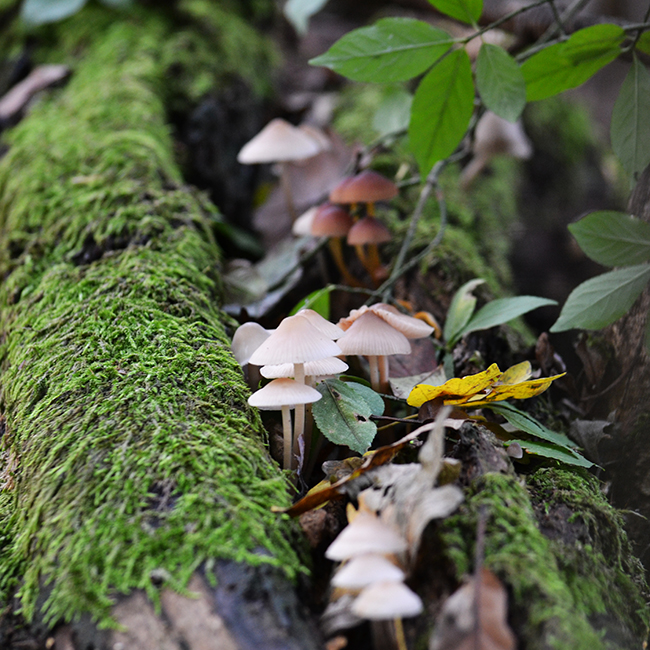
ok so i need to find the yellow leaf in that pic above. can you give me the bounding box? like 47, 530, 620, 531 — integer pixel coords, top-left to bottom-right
407, 364, 501, 407
457, 373, 566, 406
495, 360, 532, 385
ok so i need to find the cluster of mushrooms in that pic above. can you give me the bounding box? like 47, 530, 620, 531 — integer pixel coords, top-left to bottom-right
325, 495, 422, 634
237, 117, 399, 287
231, 304, 434, 470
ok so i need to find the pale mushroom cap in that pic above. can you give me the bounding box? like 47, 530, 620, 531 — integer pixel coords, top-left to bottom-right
237, 118, 322, 164
248, 313, 342, 366
331, 554, 406, 589
231, 322, 272, 365
330, 170, 398, 204
337, 312, 411, 357
297, 309, 344, 339
325, 512, 408, 560
310, 204, 353, 238
351, 581, 423, 620
474, 112, 532, 160
298, 124, 332, 151
261, 356, 348, 379
248, 378, 322, 410
369, 304, 434, 339
347, 217, 392, 246
292, 206, 318, 236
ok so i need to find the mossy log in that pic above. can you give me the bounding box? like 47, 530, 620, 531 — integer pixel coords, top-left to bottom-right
0, 5, 321, 649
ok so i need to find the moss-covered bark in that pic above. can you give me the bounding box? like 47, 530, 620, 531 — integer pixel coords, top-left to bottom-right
0, 3, 303, 632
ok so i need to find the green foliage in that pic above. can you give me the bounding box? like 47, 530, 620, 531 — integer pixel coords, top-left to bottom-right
309, 18, 453, 83
476, 43, 526, 122
312, 379, 384, 454
444, 279, 555, 348
568, 211, 650, 267
21, 0, 132, 25
522, 24, 625, 102
409, 48, 474, 175
610, 54, 650, 180
428, 0, 482, 25
551, 264, 650, 332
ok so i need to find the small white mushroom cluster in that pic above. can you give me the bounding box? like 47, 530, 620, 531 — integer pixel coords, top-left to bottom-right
231, 304, 435, 469
234, 310, 345, 470
326, 502, 423, 623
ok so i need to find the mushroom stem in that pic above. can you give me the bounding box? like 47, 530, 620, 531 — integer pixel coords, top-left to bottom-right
393, 618, 407, 650
328, 237, 362, 287
293, 362, 306, 470
368, 355, 381, 392
279, 163, 298, 222
281, 404, 293, 470
366, 243, 387, 284
378, 355, 390, 394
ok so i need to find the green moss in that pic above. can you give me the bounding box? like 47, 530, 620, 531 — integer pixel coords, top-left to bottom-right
0, 8, 301, 628
439, 471, 648, 649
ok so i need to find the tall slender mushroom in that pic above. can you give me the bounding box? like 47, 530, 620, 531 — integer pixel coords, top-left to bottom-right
336, 311, 410, 393
248, 313, 341, 468
237, 118, 322, 221
346, 216, 392, 284
248, 378, 321, 469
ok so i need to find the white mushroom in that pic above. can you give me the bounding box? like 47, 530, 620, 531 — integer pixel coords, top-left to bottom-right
331, 554, 405, 590
230, 322, 272, 389
351, 580, 423, 620
237, 118, 323, 221
248, 378, 321, 469
336, 311, 410, 393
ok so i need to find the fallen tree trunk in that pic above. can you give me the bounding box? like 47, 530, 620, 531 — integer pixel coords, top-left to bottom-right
0, 4, 320, 648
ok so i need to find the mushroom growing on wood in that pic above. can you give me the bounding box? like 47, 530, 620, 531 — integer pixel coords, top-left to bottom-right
248, 313, 341, 468
248, 378, 321, 469
346, 216, 392, 284
237, 118, 322, 221
230, 321, 271, 389
336, 311, 410, 393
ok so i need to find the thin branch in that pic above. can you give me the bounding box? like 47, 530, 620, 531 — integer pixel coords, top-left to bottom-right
624, 3, 650, 52
538, 0, 593, 44
548, 0, 566, 37
463, 0, 552, 43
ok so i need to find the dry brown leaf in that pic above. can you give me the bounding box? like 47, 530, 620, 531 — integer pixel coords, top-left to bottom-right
429, 568, 516, 650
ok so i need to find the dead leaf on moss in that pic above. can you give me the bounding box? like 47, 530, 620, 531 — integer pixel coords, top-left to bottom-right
429, 568, 516, 650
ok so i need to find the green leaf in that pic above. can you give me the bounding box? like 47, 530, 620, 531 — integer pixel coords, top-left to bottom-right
21, 0, 86, 25
522, 24, 625, 102
460, 295, 557, 337
486, 402, 574, 448
343, 381, 385, 417
507, 439, 593, 468
444, 278, 484, 345
283, 0, 329, 35
289, 286, 331, 319
569, 211, 650, 267
636, 31, 650, 56
373, 88, 413, 137
428, 0, 482, 25
611, 54, 650, 180
309, 18, 454, 82
551, 263, 650, 332
312, 379, 382, 454
409, 48, 474, 176
476, 44, 526, 122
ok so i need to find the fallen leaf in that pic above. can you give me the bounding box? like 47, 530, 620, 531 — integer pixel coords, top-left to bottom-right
429, 568, 516, 650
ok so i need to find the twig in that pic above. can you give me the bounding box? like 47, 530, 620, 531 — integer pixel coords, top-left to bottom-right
623, 3, 650, 52
464, 0, 552, 43
538, 0, 593, 43
548, 0, 566, 37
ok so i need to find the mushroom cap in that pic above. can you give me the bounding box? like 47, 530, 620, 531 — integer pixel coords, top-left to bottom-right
248, 313, 342, 366
292, 206, 318, 236
330, 170, 398, 204
474, 111, 532, 160
352, 581, 423, 620
331, 554, 405, 590
248, 378, 322, 410
338, 304, 434, 339
298, 124, 332, 151
261, 356, 348, 379
325, 512, 408, 560
310, 203, 353, 238
347, 217, 392, 246
237, 118, 322, 164
231, 322, 272, 365
337, 312, 411, 357
297, 308, 344, 339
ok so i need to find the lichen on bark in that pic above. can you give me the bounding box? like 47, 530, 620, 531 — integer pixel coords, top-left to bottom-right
0, 4, 301, 628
